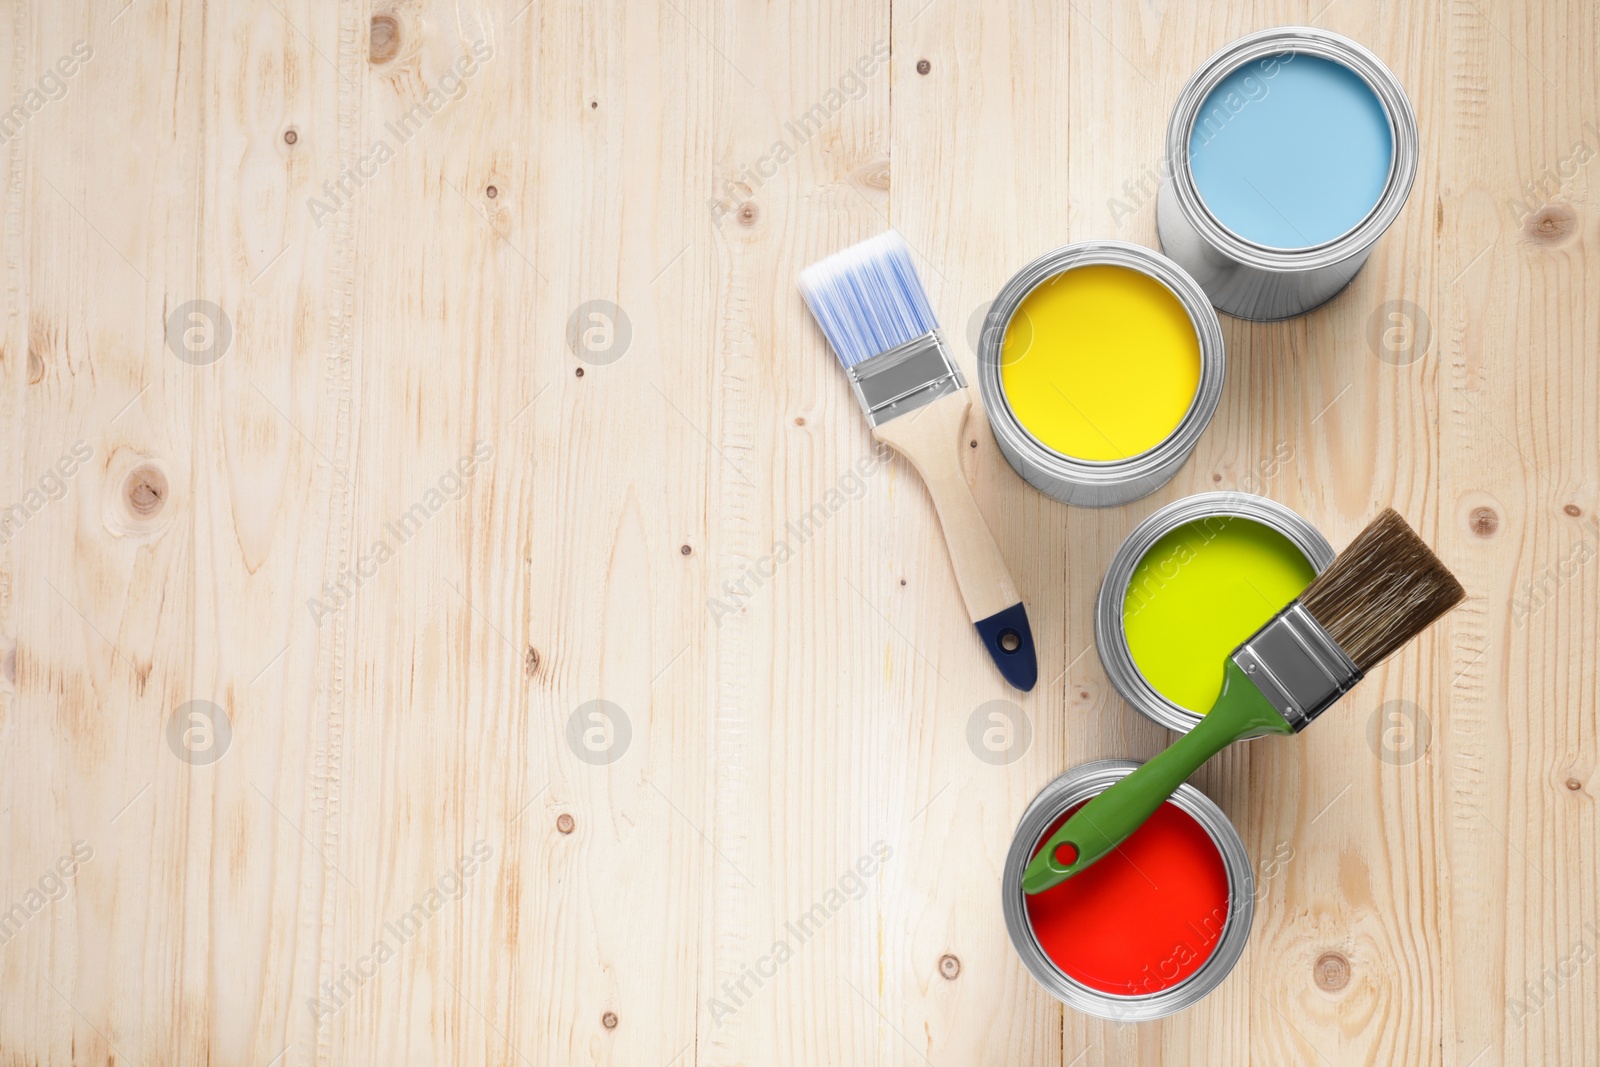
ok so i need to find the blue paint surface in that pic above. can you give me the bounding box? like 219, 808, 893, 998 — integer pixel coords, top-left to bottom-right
1187, 53, 1393, 249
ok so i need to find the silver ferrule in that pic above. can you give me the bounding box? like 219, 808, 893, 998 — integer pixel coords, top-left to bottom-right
1230, 602, 1362, 731
846, 330, 965, 427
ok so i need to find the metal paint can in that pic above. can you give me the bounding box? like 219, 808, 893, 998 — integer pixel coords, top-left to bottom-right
1002, 759, 1254, 1020
976, 242, 1225, 508
1097, 492, 1334, 734
1156, 27, 1419, 320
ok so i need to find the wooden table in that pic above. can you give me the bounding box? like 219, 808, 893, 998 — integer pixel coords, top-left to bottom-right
3, 1, 1595, 1063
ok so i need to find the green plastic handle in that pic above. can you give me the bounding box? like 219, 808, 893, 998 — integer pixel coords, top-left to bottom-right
1021, 660, 1296, 895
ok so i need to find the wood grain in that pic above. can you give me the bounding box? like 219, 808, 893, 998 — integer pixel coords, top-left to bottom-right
1, 0, 1595, 1064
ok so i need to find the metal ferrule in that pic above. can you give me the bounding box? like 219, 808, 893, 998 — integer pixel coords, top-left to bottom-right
1230, 602, 1362, 731
846, 330, 965, 427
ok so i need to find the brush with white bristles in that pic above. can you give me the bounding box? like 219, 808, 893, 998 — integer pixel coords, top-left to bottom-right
799, 231, 1037, 690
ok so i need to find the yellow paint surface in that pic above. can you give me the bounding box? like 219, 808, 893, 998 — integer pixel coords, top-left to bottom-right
999, 265, 1201, 461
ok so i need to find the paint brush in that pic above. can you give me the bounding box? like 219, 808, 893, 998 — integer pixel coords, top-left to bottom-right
1023, 508, 1464, 893
798, 231, 1037, 690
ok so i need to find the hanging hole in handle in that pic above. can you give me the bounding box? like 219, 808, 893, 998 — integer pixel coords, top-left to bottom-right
998, 629, 1021, 653
1052, 842, 1079, 869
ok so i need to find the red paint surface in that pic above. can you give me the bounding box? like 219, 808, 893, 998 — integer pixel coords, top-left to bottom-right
1024, 799, 1230, 996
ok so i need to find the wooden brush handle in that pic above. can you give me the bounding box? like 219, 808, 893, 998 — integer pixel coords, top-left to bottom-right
872, 389, 1037, 690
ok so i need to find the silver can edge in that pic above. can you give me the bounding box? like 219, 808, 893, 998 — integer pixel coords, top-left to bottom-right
975, 241, 1226, 508
1157, 27, 1420, 320
1001, 759, 1256, 1021
1095, 491, 1336, 735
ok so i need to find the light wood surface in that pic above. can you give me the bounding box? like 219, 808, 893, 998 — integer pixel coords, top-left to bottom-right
2, 1, 1595, 1065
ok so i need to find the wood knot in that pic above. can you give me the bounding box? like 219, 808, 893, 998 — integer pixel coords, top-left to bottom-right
852, 160, 891, 192
369, 14, 401, 64
1525, 205, 1576, 243
1313, 952, 1350, 992
1468, 506, 1498, 537
1566, 777, 1584, 792
485, 184, 498, 199
601, 1011, 618, 1030
125, 465, 168, 518
283, 128, 298, 145
794, 416, 806, 426
1564, 504, 1582, 517
736, 202, 759, 227
916, 58, 931, 75
104, 456, 175, 537
680, 544, 692, 556
556, 813, 575, 834
26, 345, 44, 384
938, 954, 960, 979
524, 646, 540, 677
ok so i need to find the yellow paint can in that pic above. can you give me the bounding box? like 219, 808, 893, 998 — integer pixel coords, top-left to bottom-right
1000, 265, 1202, 462
977, 243, 1224, 507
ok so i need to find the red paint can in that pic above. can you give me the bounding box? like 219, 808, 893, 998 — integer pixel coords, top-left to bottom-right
1002, 760, 1254, 1019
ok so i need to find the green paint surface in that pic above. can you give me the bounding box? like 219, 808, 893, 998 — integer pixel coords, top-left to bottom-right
1122, 516, 1318, 714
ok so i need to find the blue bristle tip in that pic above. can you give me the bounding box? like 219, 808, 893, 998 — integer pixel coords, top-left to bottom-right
797, 231, 940, 368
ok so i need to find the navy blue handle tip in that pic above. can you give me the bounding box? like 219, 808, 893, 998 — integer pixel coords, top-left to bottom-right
974, 602, 1037, 691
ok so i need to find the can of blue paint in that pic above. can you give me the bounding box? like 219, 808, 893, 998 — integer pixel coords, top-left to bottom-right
1157, 28, 1419, 320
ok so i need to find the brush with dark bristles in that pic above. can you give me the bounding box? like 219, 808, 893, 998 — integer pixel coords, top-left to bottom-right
799, 231, 1037, 690
1023, 509, 1465, 893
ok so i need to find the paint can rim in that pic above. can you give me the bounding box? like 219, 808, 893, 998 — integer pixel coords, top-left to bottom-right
975, 242, 1225, 506
1001, 759, 1255, 1020
1165, 26, 1420, 269
1095, 491, 1335, 734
